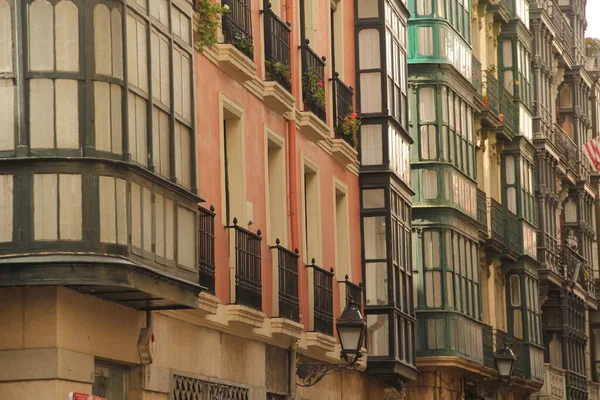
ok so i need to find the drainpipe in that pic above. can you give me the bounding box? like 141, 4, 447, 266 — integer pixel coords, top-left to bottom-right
288, 340, 298, 400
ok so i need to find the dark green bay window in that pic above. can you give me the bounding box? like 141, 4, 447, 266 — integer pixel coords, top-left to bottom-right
362, 187, 415, 366
414, 228, 481, 320
507, 271, 542, 345
502, 153, 536, 225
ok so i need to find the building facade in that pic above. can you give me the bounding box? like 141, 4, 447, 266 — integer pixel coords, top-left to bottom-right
406, 0, 600, 399
0, 0, 414, 399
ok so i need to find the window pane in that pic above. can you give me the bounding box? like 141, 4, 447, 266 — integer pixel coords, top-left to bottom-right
419, 87, 435, 121
0, 80, 15, 150
29, 0, 54, 71
361, 125, 383, 165
364, 216, 387, 259
362, 189, 385, 209
55, 1, 79, 72
510, 275, 521, 306
366, 262, 388, 305
367, 314, 390, 356
418, 27, 433, 55
422, 170, 438, 199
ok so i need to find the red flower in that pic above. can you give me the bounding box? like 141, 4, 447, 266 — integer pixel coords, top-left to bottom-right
351, 112, 358, 119
344, 117, 349, 122
317, 81, 323, 88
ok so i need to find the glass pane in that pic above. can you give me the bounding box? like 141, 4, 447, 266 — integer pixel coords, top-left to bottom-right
361, 125, 383, 165
367, 314, 390, 356
510, 275, 521, 306
55, 1, 79, 72
0, 0, 13, 73
365, 262, 388, 305
92, 364, 128, 400
362, 189, 385, 209
422, 170, 438, 199
419, 87, 435, 121
29, 0, 54, 71
418, 27, 433, 56
364, 216, 387, 259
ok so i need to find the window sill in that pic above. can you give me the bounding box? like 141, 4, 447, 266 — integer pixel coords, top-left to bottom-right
226, 304, 266, 329
207, 44, 257, 83
270, 317, 304, 341
331, 138, 358, 166
306, 331, 337, 354
262, 81, 295, 117
296, 110, 329, 143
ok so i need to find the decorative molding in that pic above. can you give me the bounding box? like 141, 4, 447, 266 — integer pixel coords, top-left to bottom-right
296, 110, 330, 143
330, 139, 358, 166
205, 44, 257, 83
306, 331, 337, 354
270, 317, 305, 341
226, 304, 266, 329
198, 292, 220, 315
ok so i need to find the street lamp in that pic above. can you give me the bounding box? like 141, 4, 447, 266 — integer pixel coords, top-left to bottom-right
494, 344, 516, 380
296, 301, 367, 387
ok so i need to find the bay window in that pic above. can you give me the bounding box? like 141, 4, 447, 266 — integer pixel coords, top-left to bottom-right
418, 87, 437, 160
507, 272, 542, 345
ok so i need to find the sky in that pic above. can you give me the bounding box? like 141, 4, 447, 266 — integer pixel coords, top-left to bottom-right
588, 2, 600, 39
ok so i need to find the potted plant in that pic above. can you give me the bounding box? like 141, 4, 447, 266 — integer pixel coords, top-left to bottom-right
194, 0, 228, 54
303, 67, 326, 109
265, 60, 292, 88
335, 108, 361, 149
232, 32, 254, 58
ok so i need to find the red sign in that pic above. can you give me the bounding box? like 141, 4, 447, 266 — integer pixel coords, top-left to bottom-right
69, 393, 106, 400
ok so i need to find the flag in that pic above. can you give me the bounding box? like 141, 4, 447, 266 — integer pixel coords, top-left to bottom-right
584, 137, 600, 172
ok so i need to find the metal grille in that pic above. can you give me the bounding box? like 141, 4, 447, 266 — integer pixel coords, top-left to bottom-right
472, 55, 483, 98
272, 239, 300, 322
343, 275, 362, 310
484, 71, 499, 117
308, 261, 334, 336
262, 2, 291, 92
499, 89, 515, 133
477, 189, 487, 232
301, 40, 327, 122
198, 205, 216, 293
506, 211, 520, 253
221, 0, 253, 59
173, 375, 249, 400
229, 218, 262, 310
482, 324, 494, 369
490, 199, 505, 245
332, 73, 354, 128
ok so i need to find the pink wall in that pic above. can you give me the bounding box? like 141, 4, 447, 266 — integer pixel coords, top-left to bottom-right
194, 0, 359, 326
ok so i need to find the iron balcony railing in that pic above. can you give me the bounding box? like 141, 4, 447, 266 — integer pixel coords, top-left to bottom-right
228, 218, 262, 310
547, 0, 575, 63
262, 2, 291, 92
483, 71, 500, 118
554, 123, 578, 175
271, 239, 300, 322
482, 324, 495, 370
499, 89, 516, 134
301, 39, 327, 122
332, 72, 355, 144
506, 211, 520, 254
198, 205, 216, 293
560, 243, 595, 297
490, 199, 505, 245
477, 189, 487, 233
342, 275, 362, 310
307, 259, 334, 336
221, 0, 254, 60
472, 56, 483, 99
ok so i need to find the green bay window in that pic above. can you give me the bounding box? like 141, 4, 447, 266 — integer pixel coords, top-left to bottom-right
507, 271, 542, 345
415, 228, 481, 320
418, 87, 437, 160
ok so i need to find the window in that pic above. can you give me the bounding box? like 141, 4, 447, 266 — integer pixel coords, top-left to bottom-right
303, 159, 321, 264
99, 176, 128, 245
423, 231, 441, 307
417, 27, 433, 56
364, 216, 387, 260
367, 314, 390, 356
0, 174, 12, 242
266, 132, 287, 244
509, 275, 523, 339
362, 189, 385, 209
177, 206, 195, 269
419, 87, 437, 160
422, 170, 438, 200
385, 0, 407, 127
361, 125, 383, 165
416, 0, 432, 15
126, 12, 148, 92
94, 4, 123, 79
330, 0, 343, 78
334, 183, 350, 279
505, 155, 517, 214
222, 103, 246, 225
389, 125, 410, 183
33, 174, 82, 241
93, 363, 128, 400
174, 121, 191, 188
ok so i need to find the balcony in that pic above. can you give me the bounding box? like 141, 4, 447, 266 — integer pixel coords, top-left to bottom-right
301, 39, 327, 122
228, 218, 263, 311
198, 205, 216, 294
307, 260, 334, 336
332, 73, 356, 147
340, 275, 362, 309
489, 199, 506, 248
537, 364, 567, 400
544, 0, 575, 65
262, 3, 291, 92
478, 71, 501, 126
506, 211, 521, 254
271, 239, 300, 322
499, 89, 516, 138
477, 189, 488, 236
472, 56, 483, 106
221, 0, 254, 60
560, 244, 595, 298
496, 330, 544, 382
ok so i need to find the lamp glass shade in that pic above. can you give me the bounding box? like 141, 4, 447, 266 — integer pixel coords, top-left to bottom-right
495, 358, 514, 377
338, 325, 363, 353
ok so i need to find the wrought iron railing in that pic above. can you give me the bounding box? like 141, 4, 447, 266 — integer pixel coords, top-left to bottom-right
567, 370, 588, 400
477, 189, 488, 233
472, 56, 483, 99
483, 71, 500, 118
547, 0, 575, 62
554, 124, 578, 174
198, 205, 216, 293
271, 239, 300, 322
342, 275, 362, 310
490, 199, 505, 245
482, 324, 495, 369
262, 2, 291, 92
560, 244, 595, 297
228, 218, 262, 310
332, 73, 355, 146
221, 0, 254, 60
301, 39, 327, 122
499, 89, 515, 134
307, 259, 334, 336
506, 211, 520, 254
